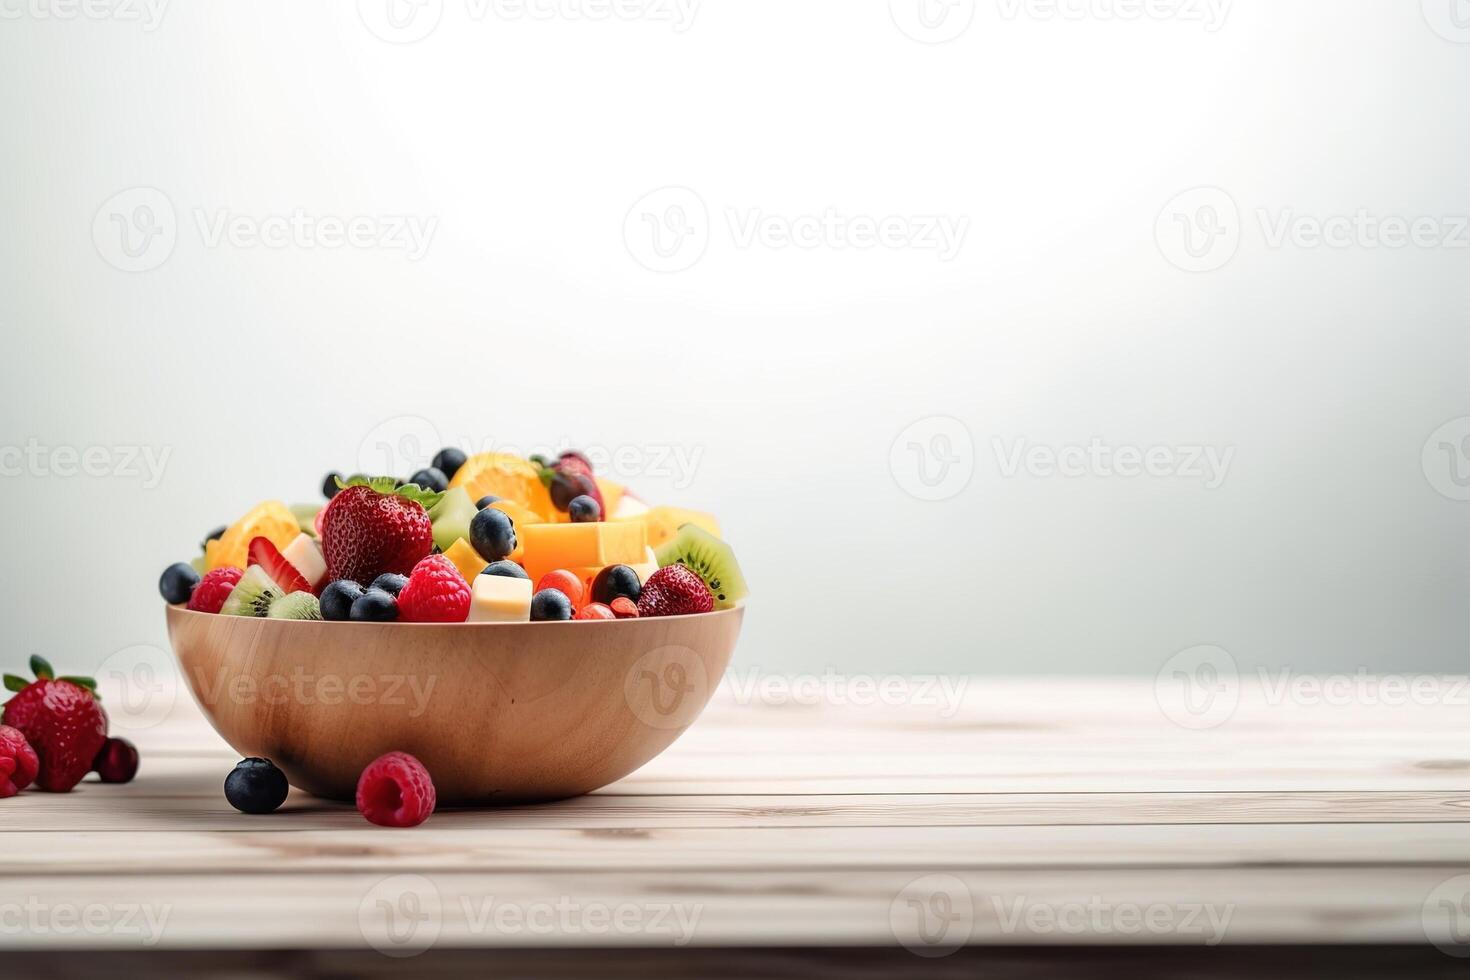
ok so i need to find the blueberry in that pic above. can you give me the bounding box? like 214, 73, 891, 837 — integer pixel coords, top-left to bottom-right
323, 471, 344, 499
351, 588, 399, 622
590, 564, 642, 605
481, 560, 529, 580
568, 494, 601, 523
370, 573, 409, 597
321, 580, 365, 621
201, 525, 227, 550
470, 508, 517, 562
475, 495, 503, 511
431, 447, 467, 481
531, 588, 574, 621
159, 562, 200, 604
225, 758, 289, 814
409, 467, 449, 493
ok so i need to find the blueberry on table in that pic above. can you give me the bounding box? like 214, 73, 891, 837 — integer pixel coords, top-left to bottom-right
470, 508, 517, 562
225, 758, 289, 814
568, 495, 601, 523
531, 588, 574, 621
159, 562, 200, 604
351, 588, 399, 622
320, 580, 365, 621
370, 573, 409, 597
409, 467, 449, 493
431, 447, 467, 482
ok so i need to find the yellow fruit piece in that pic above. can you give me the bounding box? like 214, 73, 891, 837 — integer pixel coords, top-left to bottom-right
616, 506, 720, 550
443, 538, 484, 585
466, 574, 532, 623
521, 522, 647, 584
488, 499, 543, 564
595, 478, 625, 520
449, 453, 554, 519
206, 500, 300, 571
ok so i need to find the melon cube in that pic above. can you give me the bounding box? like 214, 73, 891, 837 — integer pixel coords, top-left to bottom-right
466, 573, 533, 623
443, 538, 485, 586
281, 533, 327, 589
520, 521, 647, 583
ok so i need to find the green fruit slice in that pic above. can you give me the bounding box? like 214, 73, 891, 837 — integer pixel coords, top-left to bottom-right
221, 566, 285, 618
428, 487, 477, 553
653, 524, 748, 610
267, 591, 322, 621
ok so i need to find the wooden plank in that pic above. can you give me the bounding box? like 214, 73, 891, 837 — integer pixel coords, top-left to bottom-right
0, 867, 1455, 948
1, 823, 1468, 875
3, 788, 1469, 833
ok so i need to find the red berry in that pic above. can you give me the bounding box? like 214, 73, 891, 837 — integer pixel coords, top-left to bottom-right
536, 570, 585, 609
356, 751, 436, 827
0, 725, 39, 798
609, 596, 639, 619
575, 602, 616, 620
188, 566, 243, 613
2, 665, 108, 793
93, 737, 139, 784
397, 555, 471, 623
636, 565, 714, 618
320, 482, 435, 586
247, 536, 312, 595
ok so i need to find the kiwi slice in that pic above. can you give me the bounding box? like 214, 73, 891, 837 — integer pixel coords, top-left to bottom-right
653, 524, 749, 609
221, 566, 286, 618
267, 591, 322, 621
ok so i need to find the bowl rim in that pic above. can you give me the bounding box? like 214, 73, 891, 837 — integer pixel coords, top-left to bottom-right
164, 602, 745, 627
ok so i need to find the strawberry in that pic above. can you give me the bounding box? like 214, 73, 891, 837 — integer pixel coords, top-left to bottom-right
397, 555, 472, 623
0, 725, 39, 798
636, 565, 714, 618
319, 477, 439, 585
247, 536, 312, 595
2, 656, 108, 793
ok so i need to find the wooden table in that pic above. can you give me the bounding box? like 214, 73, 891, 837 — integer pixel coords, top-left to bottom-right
4, 676, 1469, 976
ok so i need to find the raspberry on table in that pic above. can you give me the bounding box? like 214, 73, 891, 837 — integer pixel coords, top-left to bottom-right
356, 751, 436, 827
0, 725, 39, 798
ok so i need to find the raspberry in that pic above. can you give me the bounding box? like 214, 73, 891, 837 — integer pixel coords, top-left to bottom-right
397, 555, 471, 623
636, 564, 714, 618
0, 725, 39, 798
356, 751, 435, 827
188, 566, 244, 613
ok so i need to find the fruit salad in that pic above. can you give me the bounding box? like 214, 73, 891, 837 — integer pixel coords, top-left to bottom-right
159, 448, 749, 624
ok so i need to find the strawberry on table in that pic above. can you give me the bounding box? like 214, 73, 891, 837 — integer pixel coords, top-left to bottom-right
2, 656, 108, 793
319, 477, 439, 586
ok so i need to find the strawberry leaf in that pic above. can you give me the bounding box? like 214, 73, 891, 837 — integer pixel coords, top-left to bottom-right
3, 674, 27, 693
336, 475, 443, 512
29, 655, 53, 681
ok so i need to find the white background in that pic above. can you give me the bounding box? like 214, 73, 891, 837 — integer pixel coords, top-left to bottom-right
3, 1, 1469, 677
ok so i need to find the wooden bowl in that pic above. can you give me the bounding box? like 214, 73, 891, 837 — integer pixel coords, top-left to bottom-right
165, 604, 743, 804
